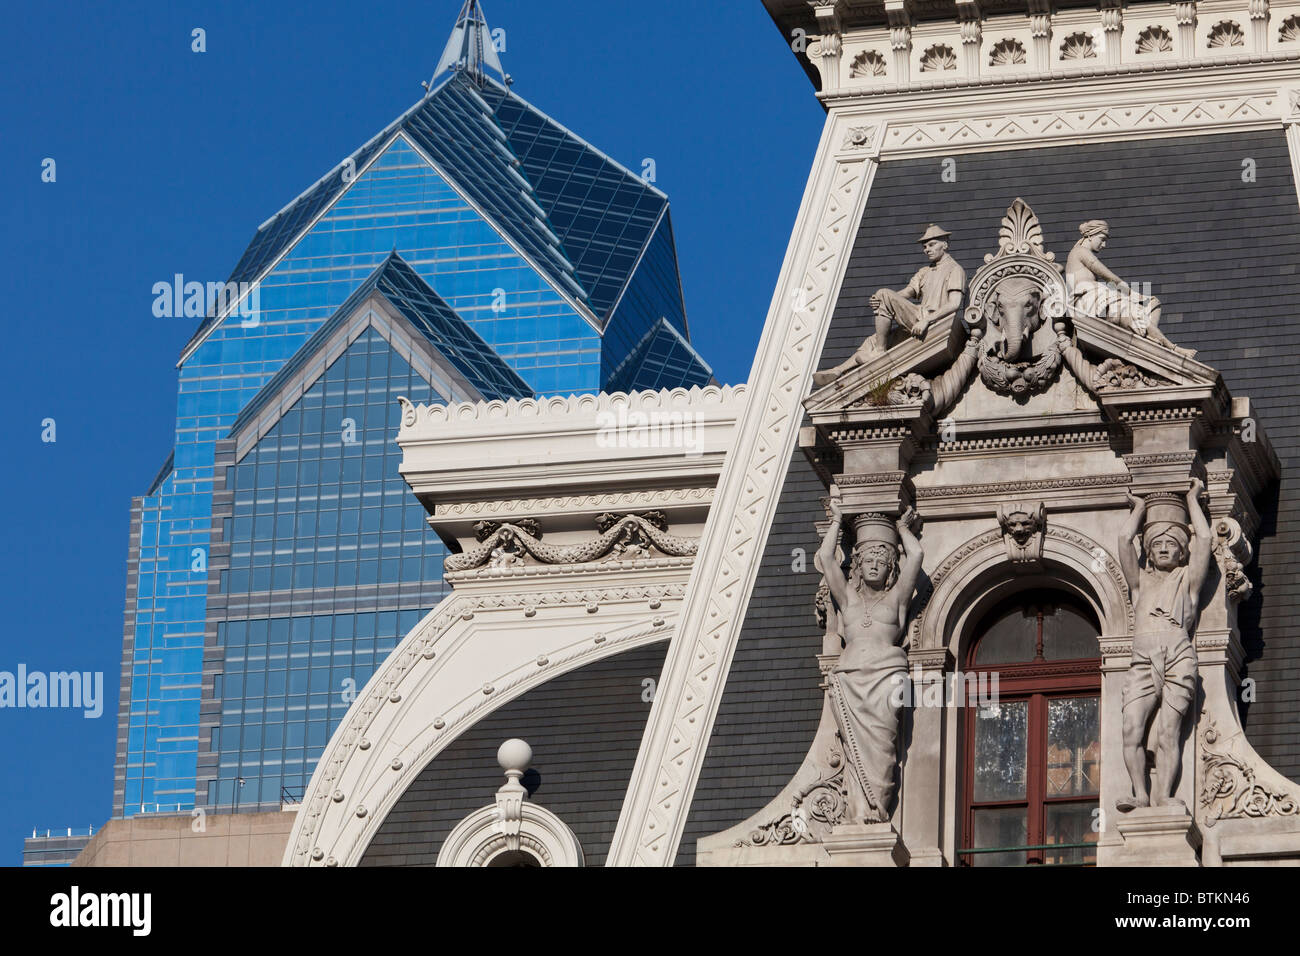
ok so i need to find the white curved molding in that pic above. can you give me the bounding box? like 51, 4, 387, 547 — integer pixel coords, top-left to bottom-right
283, 575, 680, 867
437, 802, 585, 867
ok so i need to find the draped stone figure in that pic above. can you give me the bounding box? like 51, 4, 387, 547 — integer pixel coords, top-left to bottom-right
1116, 479, 1212, 812
1065, 219, 1194, 357
816, 496, 923, 823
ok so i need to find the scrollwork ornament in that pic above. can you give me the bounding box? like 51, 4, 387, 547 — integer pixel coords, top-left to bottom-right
737, 746, 849, 847
1200, 716, 1299, 826
1212, 517, 1254, 603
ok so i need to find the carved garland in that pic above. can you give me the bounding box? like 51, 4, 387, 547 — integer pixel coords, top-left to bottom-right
445, 513, 699, 571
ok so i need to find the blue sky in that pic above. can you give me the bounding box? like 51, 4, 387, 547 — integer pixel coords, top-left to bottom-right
0, 1, 822, 863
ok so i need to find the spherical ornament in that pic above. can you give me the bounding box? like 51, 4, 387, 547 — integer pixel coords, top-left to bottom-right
497, 738, 532, 774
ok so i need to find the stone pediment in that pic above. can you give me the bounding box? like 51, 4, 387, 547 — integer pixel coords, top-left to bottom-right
806, 198, 1229, 432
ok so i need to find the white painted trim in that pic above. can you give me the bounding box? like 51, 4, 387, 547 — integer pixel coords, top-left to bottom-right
282, 572, 682, 866
831, 60, 1300, 160
1285, 86, 1300, 212
606, 110, 879, 866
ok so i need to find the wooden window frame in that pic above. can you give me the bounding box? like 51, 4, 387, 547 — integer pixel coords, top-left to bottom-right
959, 601, 1101, 866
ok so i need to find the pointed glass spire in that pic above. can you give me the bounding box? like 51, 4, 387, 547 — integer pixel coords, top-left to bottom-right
431, 0, 506, 89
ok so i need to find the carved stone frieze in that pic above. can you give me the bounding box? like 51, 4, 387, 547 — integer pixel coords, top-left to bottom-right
916, 474, 1131, 499
445, 513, 699, 572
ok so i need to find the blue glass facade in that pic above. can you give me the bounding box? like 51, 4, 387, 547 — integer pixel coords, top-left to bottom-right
115, 58, 714, 816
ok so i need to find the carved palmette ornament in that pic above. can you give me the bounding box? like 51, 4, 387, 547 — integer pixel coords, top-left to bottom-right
967, 200, 1068, 397
738, 744, 850, 847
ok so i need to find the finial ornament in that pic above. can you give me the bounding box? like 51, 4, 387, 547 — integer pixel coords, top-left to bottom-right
432, 0, 505, 89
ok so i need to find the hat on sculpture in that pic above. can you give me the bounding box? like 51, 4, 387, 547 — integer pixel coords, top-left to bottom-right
1143, 493, 1191, 551
853, 513, 898, 550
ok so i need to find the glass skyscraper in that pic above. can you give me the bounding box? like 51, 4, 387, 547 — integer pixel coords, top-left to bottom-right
112, 1, 713, 818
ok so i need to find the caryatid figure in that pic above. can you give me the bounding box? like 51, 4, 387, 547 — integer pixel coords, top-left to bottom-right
1116, 479, 1212, 812
812, 225, 966, 388
816, 495, 924, 823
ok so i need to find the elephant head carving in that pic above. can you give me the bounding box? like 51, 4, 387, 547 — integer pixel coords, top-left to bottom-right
983, 276, 1044, 362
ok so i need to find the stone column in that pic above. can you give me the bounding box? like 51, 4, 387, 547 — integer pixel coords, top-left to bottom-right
902, 646, 950, 866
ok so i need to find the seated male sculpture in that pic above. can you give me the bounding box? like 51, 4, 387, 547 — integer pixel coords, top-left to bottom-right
812, 225, 966, 388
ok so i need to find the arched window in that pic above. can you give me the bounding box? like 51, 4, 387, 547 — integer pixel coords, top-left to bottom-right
959, 595, 1101, 866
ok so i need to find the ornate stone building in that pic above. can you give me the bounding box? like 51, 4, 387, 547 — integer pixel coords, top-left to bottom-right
282, 0, 1300, 867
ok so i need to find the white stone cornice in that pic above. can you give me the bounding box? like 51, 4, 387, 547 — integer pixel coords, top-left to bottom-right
821, 47, 1300, 104
398, 385, 745, 548
823, 59, 1299, 159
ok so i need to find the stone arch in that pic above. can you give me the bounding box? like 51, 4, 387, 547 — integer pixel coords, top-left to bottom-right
912, 525, 1132, 659
437, 802, 585, 867
282, 585, 678, 867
